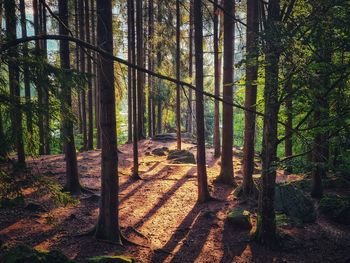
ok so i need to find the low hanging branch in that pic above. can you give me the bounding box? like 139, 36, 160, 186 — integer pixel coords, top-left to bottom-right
0, 34, 308, 145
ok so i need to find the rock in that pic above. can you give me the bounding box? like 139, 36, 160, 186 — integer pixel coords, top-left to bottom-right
227, 209, 252, 229
86, 256, 135, 263
3, 245, 73, 263
167, 150, 196, 164
151, 133, 176, 142
318, 196, 350, 225
25, 202, 47, 212
151, 148, 167, 156
275, 183, 316, 223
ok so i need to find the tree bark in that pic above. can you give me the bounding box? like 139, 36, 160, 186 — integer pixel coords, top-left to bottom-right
148, 0, 154, 138
218, 0, 236, 186
188, 0, 193, 134
242, 0, 259, 197
194, 0, 212, 203
127, 0, 133, 143
59, 0, 81, 194
176, 0, 182, 150
284, 78, 293, 174
95, 0, 122, 243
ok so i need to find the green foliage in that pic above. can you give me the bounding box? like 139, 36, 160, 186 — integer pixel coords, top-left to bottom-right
318, 195, 350, 224
86, 255, 135, 263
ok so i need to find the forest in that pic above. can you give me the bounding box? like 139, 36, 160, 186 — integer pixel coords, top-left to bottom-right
0, 0, 349, 262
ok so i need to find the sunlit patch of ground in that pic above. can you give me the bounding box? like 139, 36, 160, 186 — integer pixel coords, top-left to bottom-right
1, 138, 350, 262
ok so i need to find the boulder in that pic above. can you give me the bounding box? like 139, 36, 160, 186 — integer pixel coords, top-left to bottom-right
318, 196, 350, 225
86, 256, 135, 263
3, 245, 73, 263
227, 209, 252, 229
167, 150, 196, 164
151, 133, 176, 142
151, 148, 167, 156
275, 183, 316, 223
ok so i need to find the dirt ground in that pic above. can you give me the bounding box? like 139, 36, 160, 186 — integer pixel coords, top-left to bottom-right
1, 138, 350, 262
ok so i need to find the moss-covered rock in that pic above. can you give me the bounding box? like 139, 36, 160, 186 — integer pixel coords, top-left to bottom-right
227, 209, 252, 229
151, 148, 167, 156
3, 245, 73, 263
275, 183, 316, 223
167, 150, 196, 164
86, 255, 135, 263
318, 196, 350, 224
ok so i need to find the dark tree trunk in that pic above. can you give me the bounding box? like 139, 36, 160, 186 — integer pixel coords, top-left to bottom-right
255, 0, 280, 245
156, 2, 162, 135
5, 0, 26, 167
242, 0, 259, 197
136, 0, 145, 139
95, 0, 122, 243
19, 0, 33, 133
148, 0, 154, 138
78, 0, 87, 151
127, 0, 133, 143
213, 0, 221, 158
74, 0, 82, 134
218, 0, 236, 186
194, 0, 212, 203
176, 0, 182, 150
188, 0, 193, 134
58, 0, 81, 194
284, 78, 293, 174
85, 0, 93, 150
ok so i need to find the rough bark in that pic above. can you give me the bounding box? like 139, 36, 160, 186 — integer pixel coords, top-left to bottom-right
188, 0, 193, 134
95, 0, 122, 243
127, 0, 133, 143
176, 0, 182, 150
148, 0, 154, 138
194, 0, 212, 203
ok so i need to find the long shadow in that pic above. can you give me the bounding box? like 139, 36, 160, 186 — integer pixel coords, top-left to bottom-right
133, 167, 196, 230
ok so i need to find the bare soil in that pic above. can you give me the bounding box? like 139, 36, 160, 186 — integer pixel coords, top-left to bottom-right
1, 139, 349, 262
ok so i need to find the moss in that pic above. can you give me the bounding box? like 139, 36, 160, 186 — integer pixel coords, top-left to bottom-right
167, 150, 196, 164
86, 255, 135, 263
3, 245, 74, 263
319, 196, 350, 224
227, 209, 252, 229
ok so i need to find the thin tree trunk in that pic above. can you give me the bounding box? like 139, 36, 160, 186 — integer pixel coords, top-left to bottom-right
194, 0, 211, 203
127, 0, 133, 143
5, 0, 26, 167
156, 1, 162, 135
188, 0, 193, 134
148, 0, 154, 138
176, 0, 182, 150
218, 0, 236, 186
242, 0, 259, 197
58, 0, 81, 194
284, 78, 293, 174
213, 0, 221, 158
74, 0, 82, 134
95, 0, 122, 243
19, 0, 33, 133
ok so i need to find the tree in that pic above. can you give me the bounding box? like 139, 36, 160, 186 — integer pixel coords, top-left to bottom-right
58, 0, 81, 194
188, 0, 193, 134
127, 0, 133, 143
217, 0, 236, 186
94, 0, 122, 243
5, 0, 26, 167
213, 0, 221, 158
176, 0, 181, 150
194, 0, 212, 203
148, 0, 155, 137
242, 0, 259, 197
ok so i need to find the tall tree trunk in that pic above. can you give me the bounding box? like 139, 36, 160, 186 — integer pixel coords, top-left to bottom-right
95, 0, 101, 149
242, 0, 259, 197
188, 0, 193, 134
255, 0, 280, 244
218, 0, 236, 186
79, 0, 87, 151
175, 0, 182, 150
85, 0, 93, 150
95, 0, 122, 243
74, 0, 82, 134
213, 0, 221, 158
5, 0, 26, 167
156, 1, 162, 135
148, 0, 154, 138
136, 0, 145, 139
127, 0, 133, 143
19, 0, 33, 133
194, 0, 211, 203
59, 0, 81, 194
284, 78, 293, 174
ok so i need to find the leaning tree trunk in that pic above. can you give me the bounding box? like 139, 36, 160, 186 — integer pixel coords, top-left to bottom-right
213, 0, 221, 158
175, 0, 182, 150
58, 0, 81, 194
194, 0, 211, 203
5, 0, 26, 167
255, 0, 281, 245
95, 0, 122, 243
218, 0, 236, 186
242, 0, 259, 197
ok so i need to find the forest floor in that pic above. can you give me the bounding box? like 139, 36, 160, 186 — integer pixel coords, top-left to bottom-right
1, 137, 350, 263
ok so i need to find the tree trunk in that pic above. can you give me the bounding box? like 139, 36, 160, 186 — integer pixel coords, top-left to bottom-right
5, 0, 26, 167
242, 0, 259, 197
175, 0, 182, 150
194, 0, 212, 203
19, 0, 33, 134
188, 0, 193, 134
148, 0, 154, 138
218, 0, 236, 186
74, 0, 82, 134
85, 0, 93, 150
284, 78, 293, 174
127, 0, 133, 143
255, 0, 280, 245
59, 0, 81, 194
156, 2, 162, 135
213, 0, 221, 158
95, 0, 122, 243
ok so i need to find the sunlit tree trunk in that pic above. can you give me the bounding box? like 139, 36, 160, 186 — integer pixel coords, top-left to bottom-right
175, 0, 182, 149
156, 2, 162, 134
194, 0, 212, 203
58, 0, 81, 194
242, 0, 259, 196
188, 0, 193, 134
218, 0, 236, 186
94, 0, 122, 243
148, 0, 154, 137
